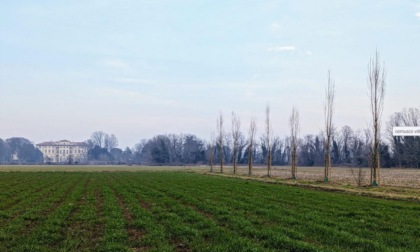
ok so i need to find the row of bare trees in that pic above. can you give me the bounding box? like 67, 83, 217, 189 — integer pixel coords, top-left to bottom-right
1, 123, 394, 167
134, 134, 206, 165
211, 105, 302, 179
209, 50, 387, 186
208, 125, 388, 165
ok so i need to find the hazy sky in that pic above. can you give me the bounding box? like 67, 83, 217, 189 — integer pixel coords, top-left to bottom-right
1, 0, 420, 148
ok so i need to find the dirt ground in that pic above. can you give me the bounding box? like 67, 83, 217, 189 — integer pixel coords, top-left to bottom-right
208, 166, 420, 188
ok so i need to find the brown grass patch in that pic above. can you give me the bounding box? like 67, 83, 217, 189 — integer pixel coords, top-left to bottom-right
200, 166, 420, 202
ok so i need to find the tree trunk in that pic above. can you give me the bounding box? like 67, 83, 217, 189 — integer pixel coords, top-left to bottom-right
248, 145, 253, 176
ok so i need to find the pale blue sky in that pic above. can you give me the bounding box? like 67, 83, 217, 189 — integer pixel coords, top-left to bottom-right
1, 0, 420, 148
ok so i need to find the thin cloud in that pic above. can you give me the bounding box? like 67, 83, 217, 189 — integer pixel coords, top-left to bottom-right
112, 78, 154, 84
245, 90, 255, 98
270, 22, 281, 31
416, 12, 420, 18
267, 46, 296, 52
96, 87, 177, 106
99, 59, 129, 69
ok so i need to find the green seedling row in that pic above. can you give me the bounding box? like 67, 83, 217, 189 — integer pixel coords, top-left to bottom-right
0, 171, 418, 251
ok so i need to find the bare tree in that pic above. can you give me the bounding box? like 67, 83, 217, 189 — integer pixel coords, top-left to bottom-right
208, 132, 215, 173
91, 131, 106, 148
248, 117, 257, 176
290, 107, 299, 179
324, 70, 335, 182
368, 50, 386, 187
105, 134, 118, 152
168, 134, 183, 163
217, 112, 224, 173
340, 126, 354, 164
264, 104, 273, 177
350, 167, 366, 187
231, 112, 241, 174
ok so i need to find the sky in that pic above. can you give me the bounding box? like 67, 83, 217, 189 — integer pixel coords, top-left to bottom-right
1, 0, 420, 148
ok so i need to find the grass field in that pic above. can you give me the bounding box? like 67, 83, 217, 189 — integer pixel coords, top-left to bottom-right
0, 171, 419, 251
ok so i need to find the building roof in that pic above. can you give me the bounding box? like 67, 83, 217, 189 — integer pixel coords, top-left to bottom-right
37, 140, 87, 147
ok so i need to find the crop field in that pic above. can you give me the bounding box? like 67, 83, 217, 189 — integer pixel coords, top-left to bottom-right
1, 165, 419, 188
0, 171, 419, 251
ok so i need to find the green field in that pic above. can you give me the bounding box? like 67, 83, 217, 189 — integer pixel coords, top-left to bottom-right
0, 171, 419, 251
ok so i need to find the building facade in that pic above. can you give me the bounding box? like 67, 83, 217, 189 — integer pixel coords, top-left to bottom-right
36, 140, 88, 164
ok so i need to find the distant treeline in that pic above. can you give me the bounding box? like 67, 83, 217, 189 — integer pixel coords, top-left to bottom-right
1, 107, 419, 168
0, 138, 43, 164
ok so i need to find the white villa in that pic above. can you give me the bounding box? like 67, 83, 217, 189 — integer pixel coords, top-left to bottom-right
36, 140, 88, 164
